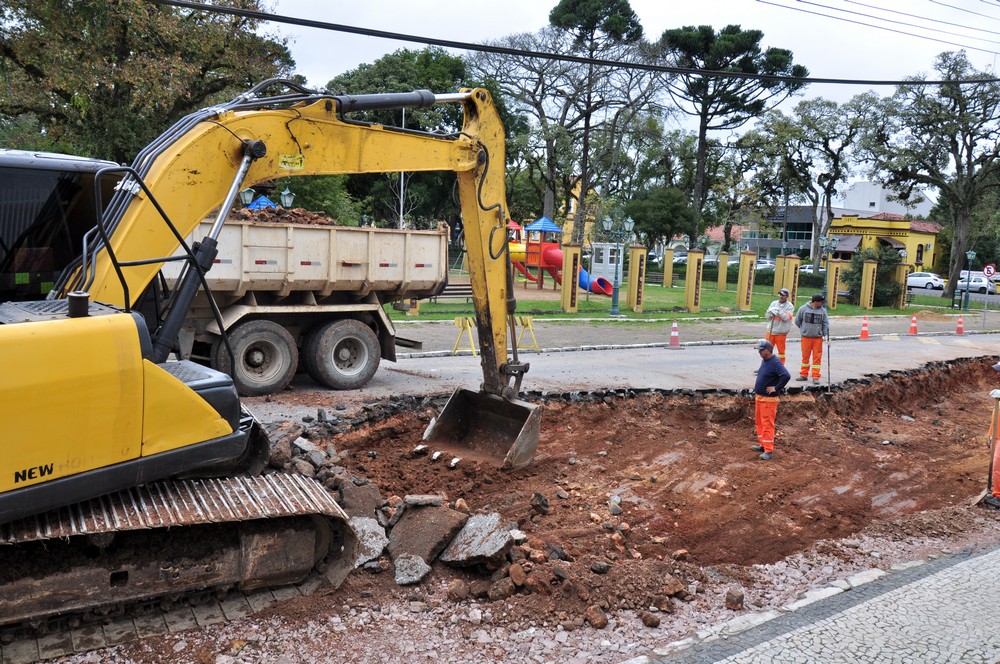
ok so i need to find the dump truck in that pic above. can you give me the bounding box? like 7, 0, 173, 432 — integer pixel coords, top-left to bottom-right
163, 216, 449, 396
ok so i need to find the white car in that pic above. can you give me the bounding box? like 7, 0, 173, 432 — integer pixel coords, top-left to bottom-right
799, 264, 825, 274
755, 259, 776, 271
954, 275, 996, 294
906, 271, 945, 290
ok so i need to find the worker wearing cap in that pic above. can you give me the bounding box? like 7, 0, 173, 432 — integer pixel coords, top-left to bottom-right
794, 293, 830, 384
752, 339, 790, 461
765, 288, 795, 364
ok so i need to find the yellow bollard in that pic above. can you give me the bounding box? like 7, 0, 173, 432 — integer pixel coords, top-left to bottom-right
515, 315, 539, 351
452, 317, 477, 356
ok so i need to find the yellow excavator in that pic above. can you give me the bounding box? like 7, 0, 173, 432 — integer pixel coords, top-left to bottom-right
0, 80, 539, 633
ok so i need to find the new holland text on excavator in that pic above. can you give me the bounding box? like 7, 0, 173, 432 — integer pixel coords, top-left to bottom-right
0, 80, 539, 634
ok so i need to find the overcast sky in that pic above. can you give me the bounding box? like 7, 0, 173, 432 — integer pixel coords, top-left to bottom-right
268, 0, 1000, 102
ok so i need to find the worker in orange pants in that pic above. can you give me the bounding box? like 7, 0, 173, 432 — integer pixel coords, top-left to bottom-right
751, 339, 790, 461
765, 288, 795, 364
794, 293, 829, 385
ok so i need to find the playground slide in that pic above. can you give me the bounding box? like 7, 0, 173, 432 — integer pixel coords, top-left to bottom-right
512, 259, 539, 281
509, 242, 613, 295
539, 246, 614, 295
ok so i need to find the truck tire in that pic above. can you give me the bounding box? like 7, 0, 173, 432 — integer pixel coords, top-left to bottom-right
304, 319, 381, 390
213, 320, 298, 397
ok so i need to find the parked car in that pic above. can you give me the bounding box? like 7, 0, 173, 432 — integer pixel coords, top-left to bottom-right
755, 259, 776, 271
954, 275, 996, 294
906, 271, 945, 290
799, 264, 826, 274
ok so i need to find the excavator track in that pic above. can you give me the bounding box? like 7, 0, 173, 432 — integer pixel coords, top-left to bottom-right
0, 474, 357, 640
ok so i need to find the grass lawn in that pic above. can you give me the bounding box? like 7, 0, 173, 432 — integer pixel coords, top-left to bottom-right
389, 271, 977, 323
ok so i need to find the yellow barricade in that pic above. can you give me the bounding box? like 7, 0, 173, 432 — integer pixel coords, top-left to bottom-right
515, 315, 539, 351
452, 317, 477, 356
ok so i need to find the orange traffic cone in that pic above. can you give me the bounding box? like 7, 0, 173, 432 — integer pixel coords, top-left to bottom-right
860, 316, 869, 340
908, 315, 918, 335
668, 320, 682, 349
957, 314, 965, 335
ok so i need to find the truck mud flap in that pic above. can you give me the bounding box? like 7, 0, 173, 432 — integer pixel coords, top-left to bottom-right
422, 389, 541, 469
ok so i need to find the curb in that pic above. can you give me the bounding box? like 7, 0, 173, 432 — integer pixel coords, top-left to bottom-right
396, 328, 1000, 360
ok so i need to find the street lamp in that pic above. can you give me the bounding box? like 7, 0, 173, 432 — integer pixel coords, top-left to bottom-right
601, 215, 634, 317
781, 240, 788, 256
239, 187, 255, 206
279, 187, 295, 208
798, 241, 805, 256
964, 249, 977, 311
818, 235, 839, 294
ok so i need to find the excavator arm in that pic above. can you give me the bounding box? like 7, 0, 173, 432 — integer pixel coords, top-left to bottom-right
66, 81, 539, 467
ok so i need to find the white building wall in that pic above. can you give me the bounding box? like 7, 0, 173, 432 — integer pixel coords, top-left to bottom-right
839, 181, 934, 217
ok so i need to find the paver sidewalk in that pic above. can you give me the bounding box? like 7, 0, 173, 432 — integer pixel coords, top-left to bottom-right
648, 546, 1000, 663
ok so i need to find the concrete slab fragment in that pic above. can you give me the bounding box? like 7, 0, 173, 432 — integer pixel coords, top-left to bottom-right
352, 516, 389, 567
388, 506, 468, 563
439, 512, 512, 567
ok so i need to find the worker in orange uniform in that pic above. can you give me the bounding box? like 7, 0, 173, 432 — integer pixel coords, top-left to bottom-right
765, 288, 795, 364
980, 371, 1000, 509
751, 339, 790, 461
794, 293, 829, 385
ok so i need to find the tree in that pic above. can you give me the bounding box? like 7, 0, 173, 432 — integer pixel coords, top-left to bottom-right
549, 0, 643, 244
659, 25, 809, 247
750, 95, 871, 263
625, 186, 695, 254
859, 51, 1000, 297
0, 0, 293, 161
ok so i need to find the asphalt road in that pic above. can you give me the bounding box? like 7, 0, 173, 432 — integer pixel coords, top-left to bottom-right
245, 313, 1000, 423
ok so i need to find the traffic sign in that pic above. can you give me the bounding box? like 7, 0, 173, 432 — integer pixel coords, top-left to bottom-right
985, 263, 996, 278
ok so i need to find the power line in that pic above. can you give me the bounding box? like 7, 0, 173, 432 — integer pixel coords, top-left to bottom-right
758, 0, 1000, 56
842, 0, 1000, 37
151, 0, 1000, 86
929, 0, 1000, 22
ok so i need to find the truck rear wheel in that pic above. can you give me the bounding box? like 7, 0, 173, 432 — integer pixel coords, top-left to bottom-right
304, 319, 380, 390
213, 320, 298, 396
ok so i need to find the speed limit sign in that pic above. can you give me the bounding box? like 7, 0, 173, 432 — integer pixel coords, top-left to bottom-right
985, 263, 996, 278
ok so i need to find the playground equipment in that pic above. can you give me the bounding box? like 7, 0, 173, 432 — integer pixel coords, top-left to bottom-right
508, 241, 614, 295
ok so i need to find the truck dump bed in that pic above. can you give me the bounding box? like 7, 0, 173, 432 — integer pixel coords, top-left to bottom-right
166, 219, 449, 300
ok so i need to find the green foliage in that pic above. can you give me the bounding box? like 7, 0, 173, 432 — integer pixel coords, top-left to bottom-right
272, 175, 362, 225
658, 24, 810, 244
0, 0, 293, 162
841, 247, 904, 307
860, 51, 1000, 292
625, 187, 696, 252
548, 0, 643, 45
326, 47, 496, 227
659, 25, 810, 129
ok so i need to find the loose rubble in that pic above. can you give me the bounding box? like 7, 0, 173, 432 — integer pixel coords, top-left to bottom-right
47, 358, 1000, 663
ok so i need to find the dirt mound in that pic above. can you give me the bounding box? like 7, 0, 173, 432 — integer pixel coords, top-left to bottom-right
914, 309, 953, 321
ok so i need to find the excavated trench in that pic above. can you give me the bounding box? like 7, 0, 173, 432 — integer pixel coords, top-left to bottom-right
284, 356, 1000, 619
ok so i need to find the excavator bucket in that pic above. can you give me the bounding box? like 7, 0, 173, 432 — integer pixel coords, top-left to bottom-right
423, 388, 541, 469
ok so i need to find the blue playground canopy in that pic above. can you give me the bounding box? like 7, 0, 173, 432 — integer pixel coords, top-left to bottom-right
524, 217, 561, 233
